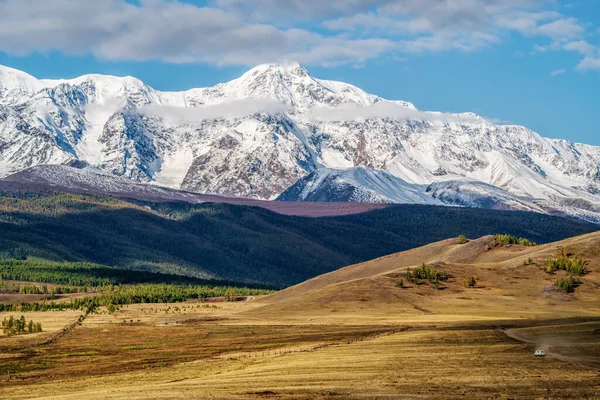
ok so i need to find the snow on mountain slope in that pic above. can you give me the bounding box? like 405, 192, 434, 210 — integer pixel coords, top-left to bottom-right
1, 62, 600, 223
173, 62, 383, 109
3, 164, 390, 217
6, 163, 166, 196
277, 166, 440, 204
425, 180, 546, 212
0, 65, 44, 104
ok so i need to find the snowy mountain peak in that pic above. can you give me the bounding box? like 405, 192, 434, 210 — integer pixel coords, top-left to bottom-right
216, 61, 338, 109
55, 74, 158, 108
0, 63, 600, 223
248, 61, 309, 76
0, 64, 44, 102
0, 64, 38, 85
205, 60, 384, 110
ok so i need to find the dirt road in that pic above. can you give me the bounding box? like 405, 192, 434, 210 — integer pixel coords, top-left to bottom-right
503, 327, 600, 369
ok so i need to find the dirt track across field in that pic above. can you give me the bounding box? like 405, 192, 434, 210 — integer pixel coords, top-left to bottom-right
503, 327, 600, 369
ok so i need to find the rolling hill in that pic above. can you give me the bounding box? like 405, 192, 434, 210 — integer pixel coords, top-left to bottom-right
250, 231, 600, 321
0, 189, 597, 288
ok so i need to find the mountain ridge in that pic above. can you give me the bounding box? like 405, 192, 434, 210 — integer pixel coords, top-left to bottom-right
1, 62, 599, 223
1, 164, 387, 217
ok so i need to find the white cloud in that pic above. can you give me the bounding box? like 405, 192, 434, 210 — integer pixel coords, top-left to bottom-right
550, 69, 566, 76
215, 0, 391, 21
0, 0, 392, 67
0, 0, 596, 70
561, 40, 600, 71
576, 57, 600, 71
536, 18, 584, 39
563, 40, 596, 56
139, 99, 290, 122
531, 39, 600, 71
531, 41, 563, 53
321, 1, 590, 59
305, 102, 483, 125
140, 98, 489, 126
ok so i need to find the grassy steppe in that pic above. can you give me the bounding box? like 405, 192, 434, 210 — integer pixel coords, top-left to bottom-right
1, 304, 598, 399
1, 232, 600, 399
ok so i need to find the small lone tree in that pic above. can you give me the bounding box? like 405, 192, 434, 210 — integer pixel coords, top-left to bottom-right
396, 279, 404, 288
225, 287, 237, 302
405, 268, 414, 283
457, 235, 468, 244
464, 276, 477, 288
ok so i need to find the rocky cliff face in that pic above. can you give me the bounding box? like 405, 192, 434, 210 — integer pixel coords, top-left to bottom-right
1, 62, 600, 222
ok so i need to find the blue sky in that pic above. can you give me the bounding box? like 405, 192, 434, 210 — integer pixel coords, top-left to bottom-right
0, 0, 599, 144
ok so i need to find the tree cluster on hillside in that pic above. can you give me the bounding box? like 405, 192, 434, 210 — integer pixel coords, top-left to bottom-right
0, 281, 86, 296
405, 263, 449, 289
0, 192, 126, 216
0, 284, 273, 313
0, 301, 76, 313
0, 259, 115, 286
554, 276, 582, 293
494, 234, 537, 247
0, 247, 26, 260
545, 250, 589, 276
2, 315, 42, 336
0, 259, 268, 289
523, 257, 535, 266
98, 284, 270, 307
543, 250, 589, 293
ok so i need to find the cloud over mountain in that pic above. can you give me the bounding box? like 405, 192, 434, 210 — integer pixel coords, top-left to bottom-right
0, 0, 596, 69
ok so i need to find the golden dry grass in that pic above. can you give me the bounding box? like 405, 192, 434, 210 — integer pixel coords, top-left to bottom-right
250, 232, 600, 323
1, 232, 600, 399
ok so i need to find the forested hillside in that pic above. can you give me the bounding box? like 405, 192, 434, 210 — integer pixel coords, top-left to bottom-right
0, 192, 596, 287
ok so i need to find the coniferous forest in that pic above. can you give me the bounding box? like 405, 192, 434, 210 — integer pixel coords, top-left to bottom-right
0, 191, 596, 288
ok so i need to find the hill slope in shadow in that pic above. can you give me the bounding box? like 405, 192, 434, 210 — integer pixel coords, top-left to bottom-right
0, 191, 596, 287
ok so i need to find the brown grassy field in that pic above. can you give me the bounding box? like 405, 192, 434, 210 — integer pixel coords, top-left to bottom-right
1, 232, 600, 399
0, 280, 98, 305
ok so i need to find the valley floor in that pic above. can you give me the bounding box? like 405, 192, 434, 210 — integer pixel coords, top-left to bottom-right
1, 300, 599, 399
2, 232, 600, 399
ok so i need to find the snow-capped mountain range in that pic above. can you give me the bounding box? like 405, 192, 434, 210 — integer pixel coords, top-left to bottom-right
1, 62, 600, 223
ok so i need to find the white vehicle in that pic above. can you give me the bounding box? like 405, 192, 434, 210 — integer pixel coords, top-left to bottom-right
534, 350, 546, 357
